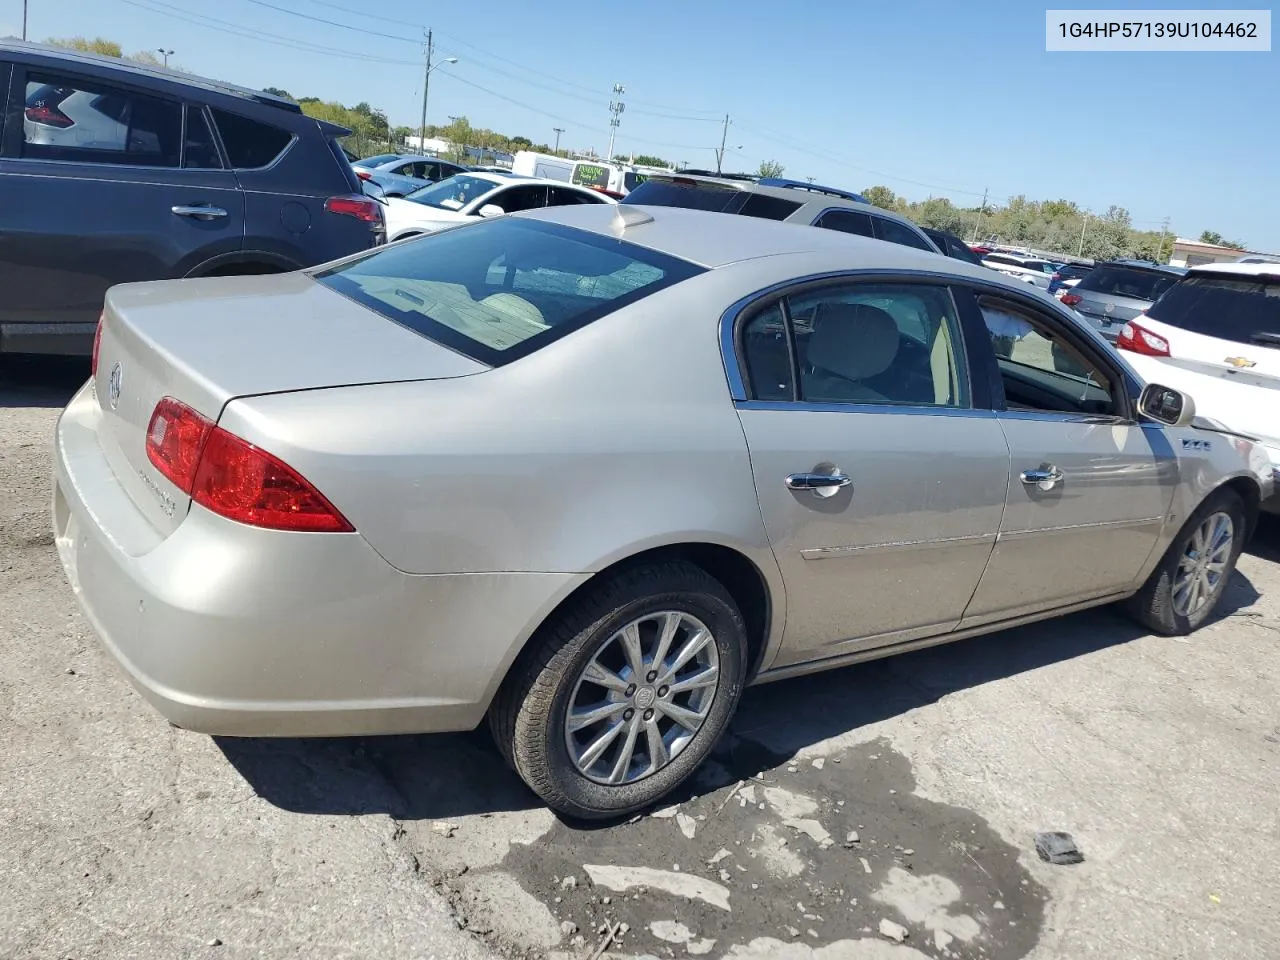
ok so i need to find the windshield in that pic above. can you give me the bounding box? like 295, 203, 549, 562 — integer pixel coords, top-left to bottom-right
403, 175, 498, 211
1147, 274, 1280, 347
1077, 265, 1181, 302
315, 218, 704, 365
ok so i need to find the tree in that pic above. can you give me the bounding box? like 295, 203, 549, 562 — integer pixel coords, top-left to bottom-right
757, 159, 786, 178
129, 50, 162, 66
1199, 230, 1245, 250
632, 154, 669, 168
45, 36, 122, 57
263, 87, 294, 100
861, 185, 898, 210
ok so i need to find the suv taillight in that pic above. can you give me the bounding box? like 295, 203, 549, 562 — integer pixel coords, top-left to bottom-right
1117, 320, 1171, 357
145, 397, 353, 532
90, 313, 104, 376
325, 195, 382, 223
25, 104, 73, 128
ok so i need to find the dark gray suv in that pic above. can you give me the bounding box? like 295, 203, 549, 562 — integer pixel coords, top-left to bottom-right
0, 40, 385, 356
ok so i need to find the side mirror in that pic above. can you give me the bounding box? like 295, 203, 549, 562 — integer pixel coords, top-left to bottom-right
1139, 383, 1196, 427
477, 204, 505, 218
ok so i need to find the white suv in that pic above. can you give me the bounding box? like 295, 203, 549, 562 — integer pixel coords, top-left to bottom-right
1116, 261, 1280, 510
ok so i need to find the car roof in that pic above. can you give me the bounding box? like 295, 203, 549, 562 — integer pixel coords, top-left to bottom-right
1, 38, 301, 113
516, 204, 1009, 280
1104, 259, 1187, 274
1184, 261, 1280, 279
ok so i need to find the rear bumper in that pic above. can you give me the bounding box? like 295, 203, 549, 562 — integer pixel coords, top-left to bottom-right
53, 382, 586, 736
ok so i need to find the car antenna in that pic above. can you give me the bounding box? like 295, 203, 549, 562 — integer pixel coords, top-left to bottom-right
610, 206, 654, 234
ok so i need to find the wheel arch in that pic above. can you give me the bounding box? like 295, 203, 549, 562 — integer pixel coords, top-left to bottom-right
1219, 474, 1262, 542
185, 250, 303, 278
483, 540, 783, 722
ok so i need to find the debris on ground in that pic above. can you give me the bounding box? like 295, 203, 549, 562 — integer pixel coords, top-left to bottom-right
676, 812, 698, 839
783, 818, 835, 849
811, 758, 825, 770
860, 857, 873, 874
879, 918, 909, 943
1034, 831, 1085, 865
583, 864, 731, 911
560, 921, 578, 936
430, 821, 459, 838
707, 848, 733, 865
845, 830, 860, 845
560, 875, 578, 890
651, 805, 680, 819
206, 938, 222, 947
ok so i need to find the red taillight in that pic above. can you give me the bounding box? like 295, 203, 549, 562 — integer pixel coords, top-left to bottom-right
1117, 320, 1171, 357
1051, 272, 1062, 281
25, 104, 73, 128
1060, 293, 1082, 307
90, 313, 104, 376
191, 429, 354, 532
355, 169, 373, 181
325, 195, 382, 223
145, 398, 353, 532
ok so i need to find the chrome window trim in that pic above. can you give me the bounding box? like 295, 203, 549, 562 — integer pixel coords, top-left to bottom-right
718, 267, 981, 406
734, 399, 995, 419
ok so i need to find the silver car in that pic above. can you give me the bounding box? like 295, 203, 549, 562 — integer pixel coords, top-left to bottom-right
54, 205, 1273, 819
352, 153, 471, 197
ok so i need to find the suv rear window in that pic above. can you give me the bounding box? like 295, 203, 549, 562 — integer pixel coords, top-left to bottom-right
211, 109, 292, 168
737, 194, 802, 220
315, 218, 704, 365
1146, 273, 1280, 347
1076, 265, 1180, 302
622, 179, 746, 213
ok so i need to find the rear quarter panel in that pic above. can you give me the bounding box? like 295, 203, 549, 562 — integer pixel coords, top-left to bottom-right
217, 266, 785, 582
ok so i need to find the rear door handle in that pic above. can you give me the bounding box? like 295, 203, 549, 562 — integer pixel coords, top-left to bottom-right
786, 472, 852, 498
1020, 465, 1065, 490
171, 205, 228, 220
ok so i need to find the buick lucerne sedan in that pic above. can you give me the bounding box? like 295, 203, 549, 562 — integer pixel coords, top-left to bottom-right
55, 205, 1274, 818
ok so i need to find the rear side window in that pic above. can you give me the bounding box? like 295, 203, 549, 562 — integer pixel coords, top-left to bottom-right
813, 209, 875, 237
22, 74, 181, 166
873, 216, 934, 252
315, 218, 704, 365
210, 109, 292, 169
1147, 274, 1280, 346
1076, 265, 1181, 302
621, 179, 745, 213
737, 194, 802, 221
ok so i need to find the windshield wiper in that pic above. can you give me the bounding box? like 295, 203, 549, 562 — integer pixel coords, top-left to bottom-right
1251, 331, 1280, 349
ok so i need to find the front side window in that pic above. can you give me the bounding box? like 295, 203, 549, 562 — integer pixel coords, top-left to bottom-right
210, 109, 292, 169
813, 209, 875, 238
22, 74, 181, 165
872, 216, 934, 252
404, 175, 499, 210
739, 283, 969, 407
1146, 274, 1280, 346
490, 185, 548, 213
315, 217, 704, 365
978, 295, 1118, 416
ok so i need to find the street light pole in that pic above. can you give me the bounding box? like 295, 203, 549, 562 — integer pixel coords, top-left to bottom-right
552, 127, 564, 155
416, 32, 458, 155
1077, 211, 1091, 256
22, 0, 28, 39
157, 48, 174, 67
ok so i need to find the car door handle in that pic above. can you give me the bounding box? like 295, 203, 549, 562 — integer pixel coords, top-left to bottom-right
171, 205, 228, 220
786, 472, 852, 496
1020, 466, 1065, 489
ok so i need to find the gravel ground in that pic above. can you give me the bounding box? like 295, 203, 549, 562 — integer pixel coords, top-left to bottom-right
3, 354, 1279, 960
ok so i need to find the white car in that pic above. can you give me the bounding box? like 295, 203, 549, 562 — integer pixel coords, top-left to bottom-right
1116, 261, 1280, 510
24, 81, 163, 152
382, 173, 615, 241
982, 253, 1058, 289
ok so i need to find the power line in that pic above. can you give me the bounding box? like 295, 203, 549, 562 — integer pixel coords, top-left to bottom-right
242, 0, 421, 43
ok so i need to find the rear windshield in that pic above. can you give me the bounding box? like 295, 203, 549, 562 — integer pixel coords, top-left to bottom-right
1147, 274, 1280, 347
1076, 265, 1181, 302
622, 179, 746, 213
314, 218, 704, 365
360, 154, 401, 167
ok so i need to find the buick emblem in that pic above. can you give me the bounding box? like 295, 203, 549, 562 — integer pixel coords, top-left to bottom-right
107, 362, 123, 410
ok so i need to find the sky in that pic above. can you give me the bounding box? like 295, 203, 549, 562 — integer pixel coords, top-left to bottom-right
3, 0, 1278, 249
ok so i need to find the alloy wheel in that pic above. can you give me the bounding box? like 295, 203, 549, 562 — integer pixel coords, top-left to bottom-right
1172, 511, 1234, 617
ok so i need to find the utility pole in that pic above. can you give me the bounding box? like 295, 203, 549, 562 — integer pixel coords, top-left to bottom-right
552, 127, 564, 155
157, 48, 174, 67
1154, 216, 1170, 262
970, 187, 988, 243
715, 114, 730, 175
23, 0, 29, 39
418, 30, 433, 155
606, 84, 625, 161
1077, 211, 1091, 256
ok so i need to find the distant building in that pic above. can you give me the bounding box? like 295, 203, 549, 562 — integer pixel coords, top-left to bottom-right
1169, 237, 1279, 268
402, 135, 451, 153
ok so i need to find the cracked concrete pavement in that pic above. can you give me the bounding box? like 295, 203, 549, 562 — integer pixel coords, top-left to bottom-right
3, 354, 1280, 960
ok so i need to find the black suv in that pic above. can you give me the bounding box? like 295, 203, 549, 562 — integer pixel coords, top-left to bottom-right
0, 40, 385, 355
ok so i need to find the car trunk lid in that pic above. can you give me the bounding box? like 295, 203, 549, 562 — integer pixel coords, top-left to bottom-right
92, 272, 487, 535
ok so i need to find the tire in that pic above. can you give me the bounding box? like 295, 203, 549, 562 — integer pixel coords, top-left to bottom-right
1124, 488, 1247, 636
489, 561, 748, 820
